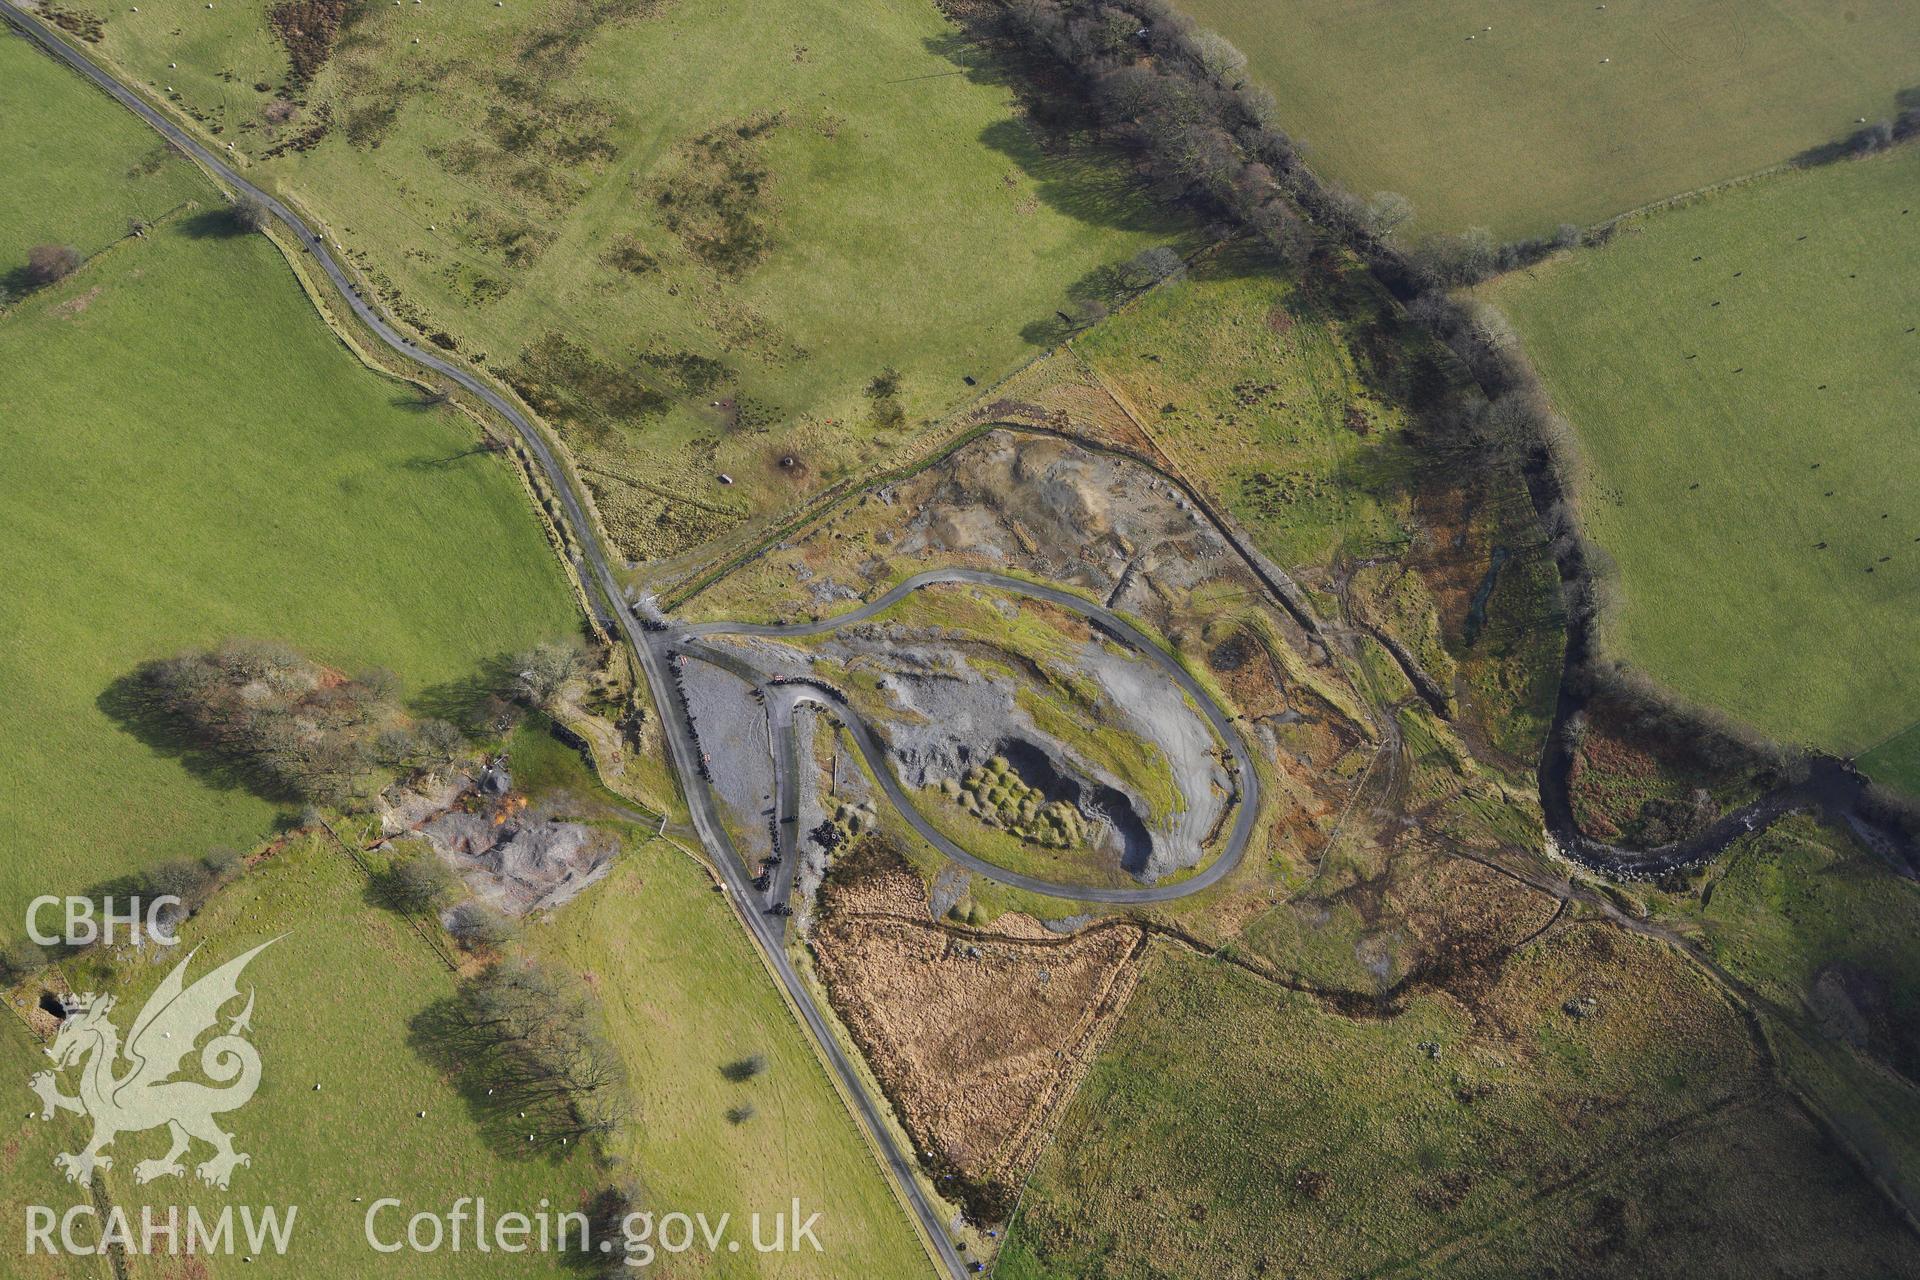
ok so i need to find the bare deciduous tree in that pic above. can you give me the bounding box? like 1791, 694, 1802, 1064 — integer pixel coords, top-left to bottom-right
446, 901, 518, 952
25, 244, 81, 286
430, 958, 632, 1149
383, 849, 459, 915
1364, 191, 1414, 241
230, 194, 271, 233
508, 642, 586, 708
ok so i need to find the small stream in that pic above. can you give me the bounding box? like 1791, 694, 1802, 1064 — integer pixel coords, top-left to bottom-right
1461, 544, 1512, 647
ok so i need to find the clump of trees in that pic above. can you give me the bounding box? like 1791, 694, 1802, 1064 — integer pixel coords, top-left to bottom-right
1004, 0, 1313, 263
428, 957, 630, 1151
25, 243, 81, 287
375, 716, 464, 776
1408, 221, 1584, 288
446, 900, 518, 952
581, 1180, 644, 1277
1001, 0, 1594, 290
380, 846, 460, 914
1792, 91, 1920, 167
507, 640, 586, 711
130, 638, 463, 807
1021, 244, 1190, 343
124, 848, 246, 932
1123, 243, 1187, 287
40, 849, 250, 966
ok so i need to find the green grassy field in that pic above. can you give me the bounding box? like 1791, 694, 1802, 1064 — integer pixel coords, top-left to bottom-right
1485, 148, 1920, 757
11, 715, 925, 1277
495, 728, 927, 1277
0, 1018, 104, 1280
48, 835, 601, 1278
0, 208, 579, 935
1180, 0, 1920, 237
1693, 819, 1920, 1059
0, 33, 207, 272
535, 848, 929, 1278
89, 0, 1192, 560
1860, 723, 1920, 797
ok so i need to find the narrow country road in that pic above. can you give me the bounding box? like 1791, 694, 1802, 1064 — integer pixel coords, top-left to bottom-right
674, 568, 1260, 904
0, 8, 967, 1275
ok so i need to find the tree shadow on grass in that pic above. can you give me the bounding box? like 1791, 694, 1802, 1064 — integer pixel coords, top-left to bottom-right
402, 443, 498, 471
413, 653, 525, 738
916, 25, 1185, 237
406, 996, 579, 1165
95, 667, 302, 806
406, 993, 624, 1169
178, 207, 250, 239
1788, 87, 1918, 168
0, 264, 41, 299
977, 115, 1189, 237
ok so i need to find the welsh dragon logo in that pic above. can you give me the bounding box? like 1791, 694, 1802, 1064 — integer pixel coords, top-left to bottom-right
30, 940, 276, 1189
